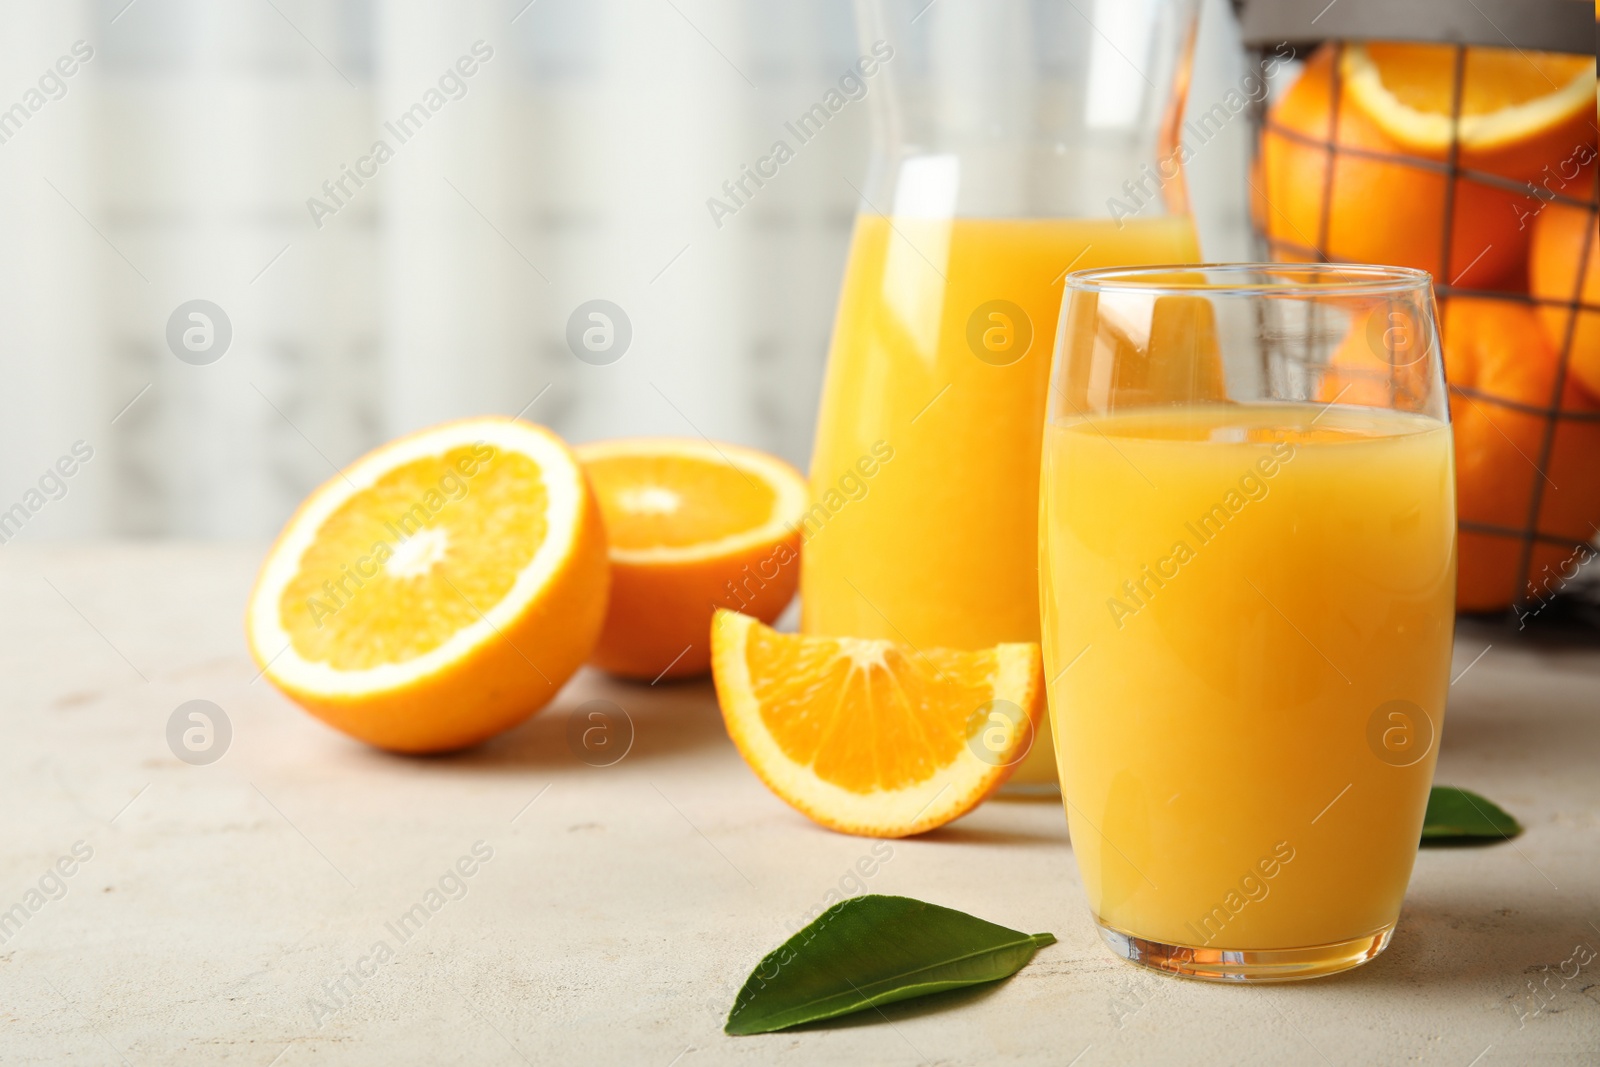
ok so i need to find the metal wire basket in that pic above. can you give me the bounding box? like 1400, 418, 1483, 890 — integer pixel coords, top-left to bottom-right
1236, 0, 1599, 622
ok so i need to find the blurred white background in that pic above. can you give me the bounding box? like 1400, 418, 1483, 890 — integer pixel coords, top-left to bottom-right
0, 0, 1255, 541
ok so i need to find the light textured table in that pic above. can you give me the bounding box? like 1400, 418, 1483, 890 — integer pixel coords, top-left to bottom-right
2, 545, 1597, 1065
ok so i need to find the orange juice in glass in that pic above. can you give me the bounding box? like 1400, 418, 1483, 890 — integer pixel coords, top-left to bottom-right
803, 0, 1202, 787
1040, 265, 1456, 981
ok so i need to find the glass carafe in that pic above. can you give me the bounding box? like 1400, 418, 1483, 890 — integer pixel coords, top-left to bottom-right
802, 0, 1203, 787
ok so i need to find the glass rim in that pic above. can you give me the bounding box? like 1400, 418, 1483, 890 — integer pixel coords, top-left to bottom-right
1065, 262, 1434, 298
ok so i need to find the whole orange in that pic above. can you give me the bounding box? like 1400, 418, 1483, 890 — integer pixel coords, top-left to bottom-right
1530, 199, 1600, 401
1441, 299, 1600, 612
1259, 44, 1594, 290
1261, 47, 1522, 288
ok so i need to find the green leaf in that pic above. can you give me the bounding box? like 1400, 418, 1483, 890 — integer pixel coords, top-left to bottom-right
725, 895, 1055, 1036
1421, 785, 1522, 843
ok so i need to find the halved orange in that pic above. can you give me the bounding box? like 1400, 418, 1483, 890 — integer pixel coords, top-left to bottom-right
1259, 43, 1595, 290
575, 438, 807, 681
1342, 43, 1594, 162
711, 610, 1045, 837
246, 417, 608, 752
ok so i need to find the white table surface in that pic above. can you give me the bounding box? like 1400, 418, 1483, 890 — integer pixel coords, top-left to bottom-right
2, 544, 1597, 1065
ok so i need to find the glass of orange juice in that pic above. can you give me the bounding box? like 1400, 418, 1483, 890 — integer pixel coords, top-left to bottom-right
1040, 264, 1456, 981
805, 0, 1202, 788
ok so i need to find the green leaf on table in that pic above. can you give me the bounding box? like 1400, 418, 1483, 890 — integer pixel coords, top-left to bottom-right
725, 894, 1055, 1035
1421, 785, 1522, 843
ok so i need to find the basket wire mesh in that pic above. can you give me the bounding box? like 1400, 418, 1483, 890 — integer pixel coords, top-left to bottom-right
1247, 40, 1600, 620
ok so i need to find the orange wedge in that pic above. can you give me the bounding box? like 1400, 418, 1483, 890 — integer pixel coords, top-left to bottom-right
1341, 42, 1594, 170
246, 417, 608, 753
711, 610, 1045, 838
575, 438, 807, 681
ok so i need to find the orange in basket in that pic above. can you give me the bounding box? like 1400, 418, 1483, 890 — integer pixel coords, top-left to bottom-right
1440, 299, 1600, 612
1530, 199, 1600, 401
1259, 43, 1595, 290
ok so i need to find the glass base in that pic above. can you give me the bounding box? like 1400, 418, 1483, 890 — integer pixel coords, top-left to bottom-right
1096, 920, 1395, 983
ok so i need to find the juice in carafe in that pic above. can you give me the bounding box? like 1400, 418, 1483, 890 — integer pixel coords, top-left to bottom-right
802, 214, 1200, 782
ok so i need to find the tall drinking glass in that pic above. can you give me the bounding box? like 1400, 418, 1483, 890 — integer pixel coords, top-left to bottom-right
1040, 264, 1456, 981
805, 0, 1202, 788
